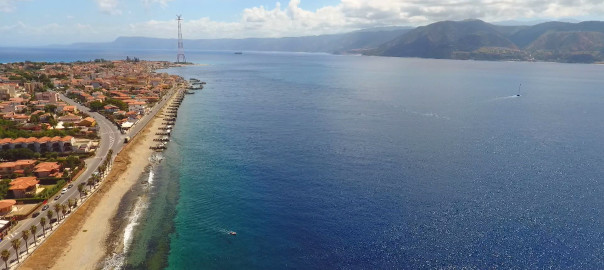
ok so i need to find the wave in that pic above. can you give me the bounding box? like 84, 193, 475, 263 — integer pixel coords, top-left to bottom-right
101, 162, 159, 269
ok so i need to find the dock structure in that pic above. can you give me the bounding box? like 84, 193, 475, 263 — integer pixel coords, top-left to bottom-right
149, 85, 197, 151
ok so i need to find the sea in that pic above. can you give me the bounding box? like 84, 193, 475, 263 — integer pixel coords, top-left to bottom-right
2, 48, 604, 269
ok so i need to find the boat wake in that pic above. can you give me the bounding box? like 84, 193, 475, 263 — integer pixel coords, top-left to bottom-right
489, 95, 521, 102
405, 109, 451, 120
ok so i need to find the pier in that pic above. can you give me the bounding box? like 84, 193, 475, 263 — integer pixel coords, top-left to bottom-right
149, 86, 194, 152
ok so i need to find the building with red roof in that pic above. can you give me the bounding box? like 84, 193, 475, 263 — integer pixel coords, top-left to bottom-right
0, 200, 16, 216
9, 177, 40, 198
34, 162, 62, 178
0, 160, 36, 177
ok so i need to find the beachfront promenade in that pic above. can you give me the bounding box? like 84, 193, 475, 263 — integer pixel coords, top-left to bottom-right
0, 86, 180, 269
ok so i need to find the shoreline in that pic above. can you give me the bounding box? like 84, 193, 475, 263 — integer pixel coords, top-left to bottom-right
20, 87, 183, 270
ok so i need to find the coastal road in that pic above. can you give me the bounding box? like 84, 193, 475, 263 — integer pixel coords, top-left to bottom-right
0, 88, 179, 267
0, 93, 124, 266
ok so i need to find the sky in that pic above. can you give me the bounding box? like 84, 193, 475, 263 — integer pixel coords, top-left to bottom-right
0, 0, 603, 46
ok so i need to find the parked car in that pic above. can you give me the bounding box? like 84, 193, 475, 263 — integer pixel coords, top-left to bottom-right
54, 195, 61, 201
32, 212, 40, 218
42, 205, 49, 211
61, 188, 67, 194
68, 184, 74, 189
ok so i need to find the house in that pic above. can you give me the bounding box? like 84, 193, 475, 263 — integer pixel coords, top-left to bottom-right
61, 105, 78, 114
0, 159, 36, 177
34, 162, 62, 178
103, 105, 118, 113
78, 117, 96, 127
127, 101, 147, 114
58, 114, 83, 124
0, 200, 16, 216
34, 91, 59, 103
9, 177, 39, 198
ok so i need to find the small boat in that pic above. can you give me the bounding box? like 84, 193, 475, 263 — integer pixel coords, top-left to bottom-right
516, 83, 522, 97
229, 231, 237, 236
234, 52, 243, 55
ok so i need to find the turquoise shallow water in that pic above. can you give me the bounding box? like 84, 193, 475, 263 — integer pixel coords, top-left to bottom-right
2, 49, 604, 269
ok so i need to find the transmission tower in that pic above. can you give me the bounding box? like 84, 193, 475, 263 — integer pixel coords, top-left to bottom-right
176, 15, 186, 63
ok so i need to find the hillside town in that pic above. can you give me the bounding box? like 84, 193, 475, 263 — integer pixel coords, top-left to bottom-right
0, 59, 183, 238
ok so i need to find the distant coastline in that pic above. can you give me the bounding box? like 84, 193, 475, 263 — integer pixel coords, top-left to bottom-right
20, 19, 603, 64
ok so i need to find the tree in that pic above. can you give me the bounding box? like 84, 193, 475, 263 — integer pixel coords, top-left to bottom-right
89, 100, 104, 112
47, 210, 54, 229
87, 178, 95, 190
40, 217, 47, 236
48, 115, 58, 128
21, 230, 30, 254
30, 114, 40, 124
0, 148, 35, 161
77, 183, 85, 199
53, 204, 61, 220
44, 104, 57, 113
105, 98, 128, 111
10, 239, 20, 263
1, 249, 9, 270
61, 204, 68, 218
68, 198, 75, 210
30, 225, 38, 246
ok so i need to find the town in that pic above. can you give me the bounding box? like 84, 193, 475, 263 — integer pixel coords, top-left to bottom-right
0, 59, 184, 259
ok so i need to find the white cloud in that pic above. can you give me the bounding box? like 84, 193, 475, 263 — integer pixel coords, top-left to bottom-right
141, 0, 174, 8
0, 0, 26, 13
3, 0, 604, 46
122, 0, 604, 40
95, 0, 122, 15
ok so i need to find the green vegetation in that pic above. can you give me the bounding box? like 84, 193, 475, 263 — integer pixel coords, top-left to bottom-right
104, 98, 128, 111
44, 104, 57, 113
59, 155, 82, 169
366, 20, 604, 63
10, 239, 20, 263
89, 100, 104, 111
35, 180, 66, 199
0, 119, 80, 139
0, 179, 11, 199
0, 148, 36, 161
1, 249, 9, 269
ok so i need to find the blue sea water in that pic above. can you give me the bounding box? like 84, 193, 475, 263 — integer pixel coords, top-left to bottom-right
158, 53, 604, 269
2, 49, 604, 269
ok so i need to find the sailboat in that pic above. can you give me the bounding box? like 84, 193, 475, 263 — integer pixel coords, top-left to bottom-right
516, 84, 522, 97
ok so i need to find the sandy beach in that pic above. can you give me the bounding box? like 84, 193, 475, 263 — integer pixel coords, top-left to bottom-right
20, 89, 181, 270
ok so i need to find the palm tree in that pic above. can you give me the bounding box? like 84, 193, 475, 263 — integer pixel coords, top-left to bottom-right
10, 239, 20, 263
54, 204, 61, 220
30, 225, 38, 246
68, 199, 75, 210
1, 249, 10, 270
47, 210, 54, 229
40, 217, 47, 236
21, 230, 30, 254
77, 183, 85, 199
93, 174, 101, 185
61, 204, 68, 218
87, 178, 95, 190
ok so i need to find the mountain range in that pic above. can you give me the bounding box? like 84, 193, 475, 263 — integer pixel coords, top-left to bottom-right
58, 20, 604, 63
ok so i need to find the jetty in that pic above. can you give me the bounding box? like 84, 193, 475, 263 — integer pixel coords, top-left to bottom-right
149, 82, 205, 152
